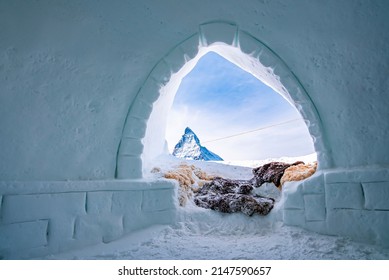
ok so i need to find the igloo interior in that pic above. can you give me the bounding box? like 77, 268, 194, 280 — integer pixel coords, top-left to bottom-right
1, 0, 389, 260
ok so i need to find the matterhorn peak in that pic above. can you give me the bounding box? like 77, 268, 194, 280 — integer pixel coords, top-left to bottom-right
172, 127, 223, 161
184, 127, 194, 134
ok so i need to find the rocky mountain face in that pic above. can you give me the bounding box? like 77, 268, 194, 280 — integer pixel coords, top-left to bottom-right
172, 127, 223, 161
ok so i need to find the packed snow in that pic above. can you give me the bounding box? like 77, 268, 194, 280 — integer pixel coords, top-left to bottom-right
48, 212, 389, 260
46, 154, 389, 260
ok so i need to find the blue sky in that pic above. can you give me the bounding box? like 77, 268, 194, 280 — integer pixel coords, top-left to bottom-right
165, 51, 315, 160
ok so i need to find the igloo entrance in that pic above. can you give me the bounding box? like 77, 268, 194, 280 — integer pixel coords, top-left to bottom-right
164, 51, 316, 164
116, 22, 331, 179
159, 50, 319, 212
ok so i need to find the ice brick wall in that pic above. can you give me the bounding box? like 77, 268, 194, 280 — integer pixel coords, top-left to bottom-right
0, 0, 388, 258
1, 1, 388, 180
281, 167, 389, 246
0, 180, 177, 259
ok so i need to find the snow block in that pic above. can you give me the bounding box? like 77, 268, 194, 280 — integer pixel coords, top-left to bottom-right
279, 75, 299, 98
45, 216, 82, 255
149, 60, 171, 86
304, 221, 328, 235
74, 214, 123, 244
281, 181, 304, 209
129, 98, 153, 120
142, 189, 175, 212
137, 79, 161, 104
118, 138, 144, 156
238, 30, 265, 57
291, 87, 309, 109
111, 191, 142, 215
123, 209, 175, 233
163, 46, 189, 75
312, 142, 329, 169
116, 155, 143, 179
257, 48, 279, 69
142, 209, 176, 226
272, 65, 291, 87
122, 117, 147, 138
308, 121, 323, 139
5, 246, 49, 260
283, 209, 305, 227
199, 21, 238, 47
325, 168, 389, 184
304, 194, 326, 221
369, 211, 389, 246
362, 182, 389, 210
177, 33, 200, 61
122, 212, 146, 233
316, 151, 333, 170
2, 193, 86, 224
86, 192, 113, 215
325, 183, 364, 210
270, 63, 287, 82
326, 209, 376, 243
72, 217, 102, 245
0, 220, 48, 253
302, 172, 325, 194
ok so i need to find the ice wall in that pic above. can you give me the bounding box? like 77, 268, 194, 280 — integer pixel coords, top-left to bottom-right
0, 180, 177, 259
1, 0, 389, 258
1, 0, 388, 180
281, 168, 389, 246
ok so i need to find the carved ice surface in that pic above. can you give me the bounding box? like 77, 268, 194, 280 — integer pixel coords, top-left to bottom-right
0, 1, 389, 260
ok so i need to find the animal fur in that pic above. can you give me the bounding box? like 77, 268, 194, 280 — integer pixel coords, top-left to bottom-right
163, 164, 215, 206
280, 161, 317, 188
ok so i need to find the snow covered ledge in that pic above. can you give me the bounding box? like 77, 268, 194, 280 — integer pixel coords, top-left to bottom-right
0, 179, 177, 259
280, 167, 389, 247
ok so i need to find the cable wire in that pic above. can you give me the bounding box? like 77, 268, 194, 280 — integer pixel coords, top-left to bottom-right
202, 118, 303, 144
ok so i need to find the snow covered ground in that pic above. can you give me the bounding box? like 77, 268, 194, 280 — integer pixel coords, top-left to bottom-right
48, 207, 389, 260
46, 154, 389, 260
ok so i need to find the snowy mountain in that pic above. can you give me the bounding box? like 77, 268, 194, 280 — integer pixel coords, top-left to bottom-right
172, 127, 223, 161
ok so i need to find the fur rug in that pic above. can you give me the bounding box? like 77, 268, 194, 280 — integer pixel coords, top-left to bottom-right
163, 163, 214, 206
160, 160, 317, 215
280, 161, 317, 188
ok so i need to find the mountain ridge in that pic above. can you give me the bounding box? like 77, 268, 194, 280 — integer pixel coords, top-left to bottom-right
172, 127, 223, 161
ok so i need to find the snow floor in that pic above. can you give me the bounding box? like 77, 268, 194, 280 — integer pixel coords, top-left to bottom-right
47, 154, 389, 260
48, 206, 389, 260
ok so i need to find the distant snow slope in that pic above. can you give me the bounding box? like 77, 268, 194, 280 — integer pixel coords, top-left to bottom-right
148, 152, 317, 181
172, 127, 223, 161
220, 153, 317, 168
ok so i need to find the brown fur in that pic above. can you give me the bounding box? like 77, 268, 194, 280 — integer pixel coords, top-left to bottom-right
280, 161, 317, 188
163, 164, 215, 206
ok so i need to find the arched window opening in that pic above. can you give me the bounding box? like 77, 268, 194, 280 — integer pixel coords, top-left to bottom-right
165, 51, 316, 166
142, 44, 318, 176
116, 24, 331, 181
138, 43, 320, 213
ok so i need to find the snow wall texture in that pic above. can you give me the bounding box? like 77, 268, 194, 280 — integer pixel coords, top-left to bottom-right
1, 0, 389, 259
